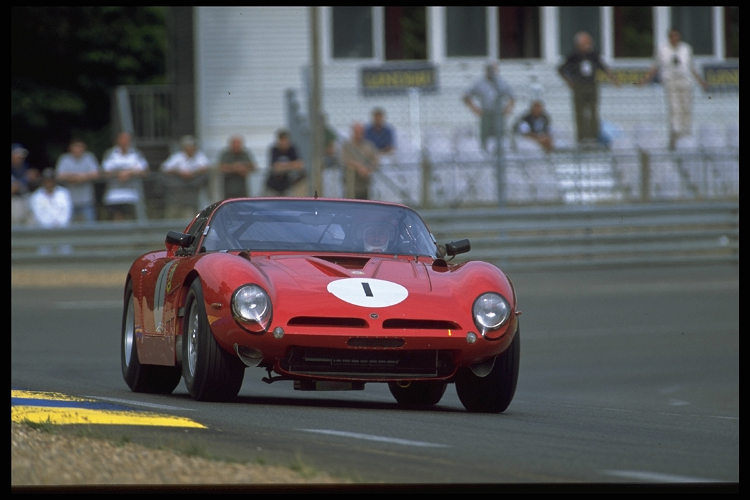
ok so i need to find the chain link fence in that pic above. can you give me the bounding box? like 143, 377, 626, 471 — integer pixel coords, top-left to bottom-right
297, 66, 738, 208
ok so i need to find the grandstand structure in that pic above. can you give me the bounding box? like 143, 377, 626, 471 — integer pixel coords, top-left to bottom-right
294, 59, 738, 207
116, 6, 737, 212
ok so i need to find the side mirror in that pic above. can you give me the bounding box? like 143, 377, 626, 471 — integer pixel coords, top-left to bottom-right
166, 231, 195, 248
165, 231, 195, 257
444, 239, 471, 257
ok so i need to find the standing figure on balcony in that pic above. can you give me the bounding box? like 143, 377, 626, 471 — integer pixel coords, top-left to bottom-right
640, 28, 708, 150
463, 61, 516, 153
101, 131, 148, 221
558, 31, 620, 149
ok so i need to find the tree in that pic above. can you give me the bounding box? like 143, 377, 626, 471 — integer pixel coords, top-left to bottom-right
11, 6, 167, 168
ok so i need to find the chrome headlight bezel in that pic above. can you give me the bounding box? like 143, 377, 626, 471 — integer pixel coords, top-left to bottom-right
231, 284, 272, 333
472, 292, 511, 335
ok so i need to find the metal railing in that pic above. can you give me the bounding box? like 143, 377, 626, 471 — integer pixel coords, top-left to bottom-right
113, 84, 175, 146
11, 201, 738, 270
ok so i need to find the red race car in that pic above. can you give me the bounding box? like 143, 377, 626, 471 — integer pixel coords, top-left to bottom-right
121, 198, 520, 412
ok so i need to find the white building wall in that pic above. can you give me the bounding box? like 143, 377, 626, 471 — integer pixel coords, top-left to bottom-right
195, 6, 309, 193
193, 7, 738, 198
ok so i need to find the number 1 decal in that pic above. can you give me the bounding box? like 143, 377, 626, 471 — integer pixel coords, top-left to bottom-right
327, 278, 408, 307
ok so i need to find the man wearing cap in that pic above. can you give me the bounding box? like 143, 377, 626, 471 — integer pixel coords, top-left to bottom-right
11, 143, 39, 225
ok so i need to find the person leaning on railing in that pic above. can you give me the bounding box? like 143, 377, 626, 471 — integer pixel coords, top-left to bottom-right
101, 131, 148, 221
55, 138, 101, 224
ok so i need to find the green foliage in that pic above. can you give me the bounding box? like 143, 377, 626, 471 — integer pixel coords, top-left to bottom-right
11, 6, 167, 167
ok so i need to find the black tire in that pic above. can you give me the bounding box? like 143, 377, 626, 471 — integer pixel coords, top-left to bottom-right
182, 279, 245, 401
388, 380, 448, 407
121, 281, 181, 394
455, 328, 520, 413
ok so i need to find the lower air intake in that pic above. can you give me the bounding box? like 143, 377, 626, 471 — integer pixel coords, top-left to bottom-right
281, 347, 455, 379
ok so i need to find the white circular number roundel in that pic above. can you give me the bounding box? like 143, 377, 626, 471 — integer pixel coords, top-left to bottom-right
327, 278, 408, 308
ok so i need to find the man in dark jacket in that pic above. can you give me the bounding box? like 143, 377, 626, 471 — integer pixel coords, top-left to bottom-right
558, 31, 619, 147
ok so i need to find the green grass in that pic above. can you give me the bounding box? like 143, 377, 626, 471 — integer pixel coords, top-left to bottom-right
21, 417, 55, 433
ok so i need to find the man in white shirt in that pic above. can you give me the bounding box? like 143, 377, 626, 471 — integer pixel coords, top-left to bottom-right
101, 131, 148, 220
29, 168, 73, 228
642, 29, 708, 150
161, 135, 211, 219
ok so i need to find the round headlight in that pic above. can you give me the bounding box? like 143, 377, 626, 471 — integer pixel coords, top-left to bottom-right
472, 292, 511, 334
232, 284, 272, 331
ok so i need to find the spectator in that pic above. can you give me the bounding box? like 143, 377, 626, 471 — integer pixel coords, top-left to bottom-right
641, 28, 709, 150
218, 135, 257, 198
161, 135, 211, 219
558, 31, 620, 148
28, 168, 73, 229
55, 138, 101, 223
264, 129, 306, 197
462, 61, 515, 153
321, 114, 340, 169
513, 100, 554, 154
340, 122, 379, 200
364, 107, 396, 155
11, 143, 38, 226
101, 132, 148, 220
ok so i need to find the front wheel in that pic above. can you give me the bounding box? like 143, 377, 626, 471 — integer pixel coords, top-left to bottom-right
182, 278, 245, 401
455, 328, 520, 413
121, 280, 181, 394
388, 380, 447, 408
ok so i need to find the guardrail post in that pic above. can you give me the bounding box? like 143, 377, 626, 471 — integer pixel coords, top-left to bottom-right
421, 149, 431, 208
639, 149, 650, 202
135, 178, 148, 223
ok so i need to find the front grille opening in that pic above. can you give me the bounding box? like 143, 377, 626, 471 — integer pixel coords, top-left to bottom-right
281, 347, 455, 378
288, 316, 368, 327
382, 319, 461, 330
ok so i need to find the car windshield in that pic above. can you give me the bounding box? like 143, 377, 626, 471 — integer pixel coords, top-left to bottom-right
201, 199, 438, 257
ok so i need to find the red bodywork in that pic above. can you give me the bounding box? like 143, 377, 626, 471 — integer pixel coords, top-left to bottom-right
126, 198, 519, 384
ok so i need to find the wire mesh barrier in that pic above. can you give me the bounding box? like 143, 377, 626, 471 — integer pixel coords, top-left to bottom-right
296, 70, 738, 209
320, 147, 738, 209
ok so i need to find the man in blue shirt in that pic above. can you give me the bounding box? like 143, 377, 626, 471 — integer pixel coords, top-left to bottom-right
364, 107, 395, 155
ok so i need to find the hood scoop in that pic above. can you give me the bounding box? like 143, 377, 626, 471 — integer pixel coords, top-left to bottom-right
311, 255, 371, 272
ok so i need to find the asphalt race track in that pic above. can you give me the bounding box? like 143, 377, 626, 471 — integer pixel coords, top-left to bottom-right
11, 262, 738, 488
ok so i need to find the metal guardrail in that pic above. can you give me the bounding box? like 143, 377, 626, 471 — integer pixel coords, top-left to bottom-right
11, 201, 738, 271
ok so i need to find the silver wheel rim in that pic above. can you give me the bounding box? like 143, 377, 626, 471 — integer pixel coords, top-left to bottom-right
187, 301, 200, 377
123, 295, 134, 367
